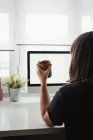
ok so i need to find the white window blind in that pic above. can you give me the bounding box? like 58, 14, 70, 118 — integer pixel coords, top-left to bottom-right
0, 0, 15, 50
0, 51, 9, 77
0, 0, 15, 78
15, 0, 77, 44
0, 13, 9, 49
82, 16, 93, 33
26, 15, 68, 44
16, 0, 93, 45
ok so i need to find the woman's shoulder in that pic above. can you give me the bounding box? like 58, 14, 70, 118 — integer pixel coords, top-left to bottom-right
59, 81, 82, 94
53, 81, 83, 104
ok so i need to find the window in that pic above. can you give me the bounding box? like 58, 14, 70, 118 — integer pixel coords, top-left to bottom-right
0, 13, 9, 77
0, 51, 9, 77
19, 45, 71, 85
27, 51, 71, 86
26, 14, 68, 44
0, 0, 15, 79
0, 13, 9, 47
82, 16, 93, 33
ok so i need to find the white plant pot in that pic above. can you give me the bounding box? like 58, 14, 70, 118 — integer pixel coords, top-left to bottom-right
10, 88, 21, 102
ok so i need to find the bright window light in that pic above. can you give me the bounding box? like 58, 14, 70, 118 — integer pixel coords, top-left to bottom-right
0, 13, 9, 42
0, 51, 9, 77
82, 16, 93, 33
0, 13, 9, 77
26, 15, 68, 44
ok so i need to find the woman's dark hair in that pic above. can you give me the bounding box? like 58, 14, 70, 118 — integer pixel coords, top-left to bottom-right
68, 31, 93, 83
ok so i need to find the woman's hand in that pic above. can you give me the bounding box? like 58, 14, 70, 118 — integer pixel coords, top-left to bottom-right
36, 62, 52, 84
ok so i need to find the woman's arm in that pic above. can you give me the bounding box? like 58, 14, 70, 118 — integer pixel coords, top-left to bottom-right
40, 82, 53, 126
37, 63, 53, 127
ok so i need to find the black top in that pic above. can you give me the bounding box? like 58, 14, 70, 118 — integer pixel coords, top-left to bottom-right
47, 81, 93, 140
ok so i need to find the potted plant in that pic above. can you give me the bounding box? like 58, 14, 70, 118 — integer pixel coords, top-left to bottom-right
4, 74, 26, 102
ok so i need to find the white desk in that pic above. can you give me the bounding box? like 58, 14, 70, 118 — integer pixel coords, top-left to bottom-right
0, 97, 65, 138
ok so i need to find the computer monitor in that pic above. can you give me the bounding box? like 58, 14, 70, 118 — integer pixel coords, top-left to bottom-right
27, 51, 71, 86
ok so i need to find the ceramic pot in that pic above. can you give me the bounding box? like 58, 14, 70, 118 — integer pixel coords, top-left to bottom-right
10, 88, 21, 102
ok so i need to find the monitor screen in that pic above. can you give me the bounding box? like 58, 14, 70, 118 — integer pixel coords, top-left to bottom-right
27, 51, 71, 86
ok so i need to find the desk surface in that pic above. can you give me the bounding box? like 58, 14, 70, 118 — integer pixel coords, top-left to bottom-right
0, 97, 64, 137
